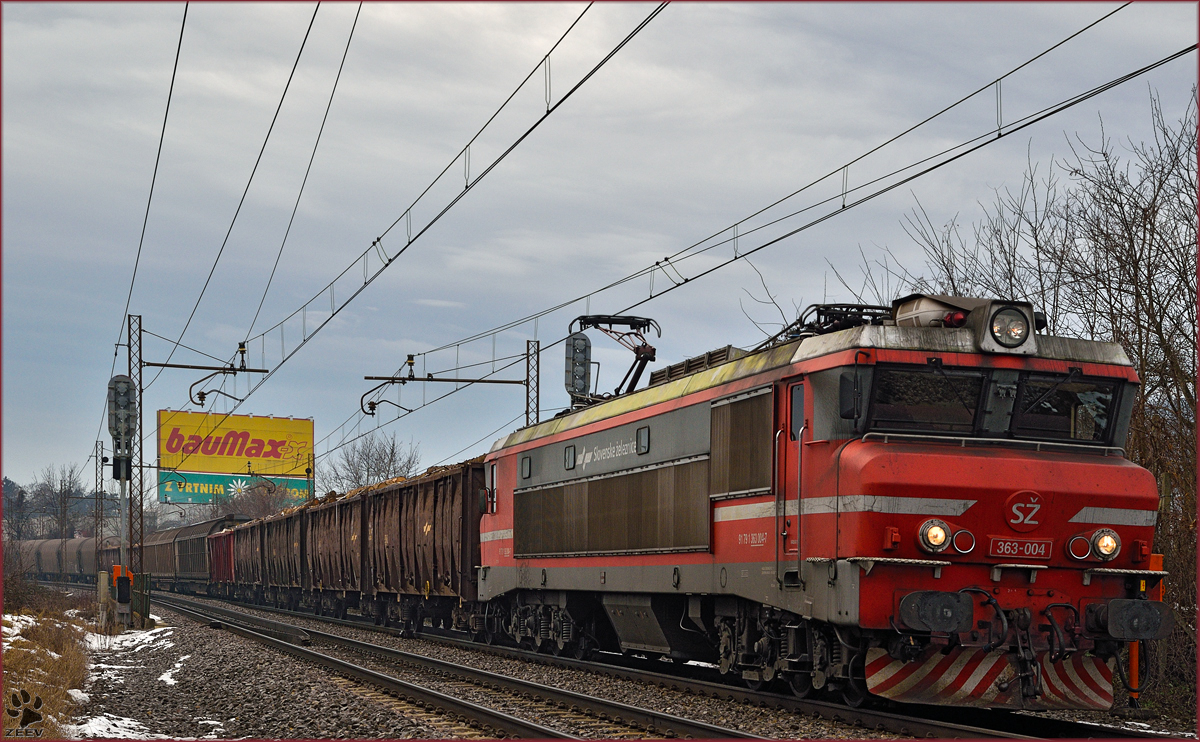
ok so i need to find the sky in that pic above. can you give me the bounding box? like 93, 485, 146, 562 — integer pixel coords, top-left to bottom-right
3, 2, 1196, 492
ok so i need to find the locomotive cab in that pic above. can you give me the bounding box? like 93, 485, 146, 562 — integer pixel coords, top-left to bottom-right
806, 295, 1172, 709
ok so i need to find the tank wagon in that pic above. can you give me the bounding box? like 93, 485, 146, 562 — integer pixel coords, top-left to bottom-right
212, 459, 483, 631
474, 294, 1173, 710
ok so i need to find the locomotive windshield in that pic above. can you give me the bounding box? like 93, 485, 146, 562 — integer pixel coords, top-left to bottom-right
869, 366, 985, 433
1011, 374, 1116, 443
861, 364, 1122, 445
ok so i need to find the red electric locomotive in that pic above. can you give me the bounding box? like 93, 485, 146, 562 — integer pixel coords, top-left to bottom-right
475, 294, 1172, 710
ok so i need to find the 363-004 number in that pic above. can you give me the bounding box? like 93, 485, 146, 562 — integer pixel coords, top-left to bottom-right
989, 538, 1052, 559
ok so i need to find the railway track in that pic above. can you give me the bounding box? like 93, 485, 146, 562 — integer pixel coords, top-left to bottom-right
152, 593, 766, 740
172, 592, 1179, 740
48, 581, 1178, 740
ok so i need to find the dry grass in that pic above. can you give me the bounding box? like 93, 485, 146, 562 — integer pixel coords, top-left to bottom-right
2, 574, 94, 740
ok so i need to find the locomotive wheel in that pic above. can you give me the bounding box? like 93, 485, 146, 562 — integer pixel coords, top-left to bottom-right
787, 672, 814, 698
842, 681, 869, 708
841, 654, 869, 708
743, 675, 768, 692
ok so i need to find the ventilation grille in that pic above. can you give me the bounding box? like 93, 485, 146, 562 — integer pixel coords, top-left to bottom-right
648, 345, 746, 387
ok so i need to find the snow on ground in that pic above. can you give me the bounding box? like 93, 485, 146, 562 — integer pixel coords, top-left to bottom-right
2, 613, 40, 649
63, 713, 175, 740
157, 655, 190, 686
83, 626, 174, 653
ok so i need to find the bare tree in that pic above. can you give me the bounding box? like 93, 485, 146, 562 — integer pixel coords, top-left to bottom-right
210, 481, 296, 520
26, 463, 86, 539
317, 431, 421, 495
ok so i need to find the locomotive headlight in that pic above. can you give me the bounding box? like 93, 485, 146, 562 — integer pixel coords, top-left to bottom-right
990, 308, 1030, 348
919, 519, 950, 553
1091, 529, 1121, 561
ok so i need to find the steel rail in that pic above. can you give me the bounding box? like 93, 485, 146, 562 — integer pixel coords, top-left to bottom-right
201, 596, 1173, 740
151, 594, 575, 739
156, 593, 767, 740
53, 583, 1177, 740
167, 594, 1028, 739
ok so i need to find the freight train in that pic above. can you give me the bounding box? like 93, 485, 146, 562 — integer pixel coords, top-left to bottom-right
21, 293, 1173, 712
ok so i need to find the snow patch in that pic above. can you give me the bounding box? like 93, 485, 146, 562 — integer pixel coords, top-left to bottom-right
64, 713, 174, 740
67, 689, 90, 704
85, 626, 174, 652
2, 613, 39, 650
158, 655, 190, 685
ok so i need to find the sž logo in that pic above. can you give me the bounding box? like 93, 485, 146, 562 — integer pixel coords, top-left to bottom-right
1005, 490, 1045, 533
163, 427, 305, 460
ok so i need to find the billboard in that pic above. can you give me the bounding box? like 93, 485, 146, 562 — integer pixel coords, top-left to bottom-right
158, 471, 310, 505
157, 410, 314, 504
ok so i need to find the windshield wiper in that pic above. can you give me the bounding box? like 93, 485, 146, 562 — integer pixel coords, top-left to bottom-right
1021, 367, 1082, 415
926, 358, 976, 419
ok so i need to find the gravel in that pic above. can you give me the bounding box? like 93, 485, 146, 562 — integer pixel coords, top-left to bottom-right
70, 607, 454, 739
179, 595, 909, 739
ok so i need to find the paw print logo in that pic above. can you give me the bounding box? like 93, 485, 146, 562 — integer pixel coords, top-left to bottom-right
6, 689, 43, 729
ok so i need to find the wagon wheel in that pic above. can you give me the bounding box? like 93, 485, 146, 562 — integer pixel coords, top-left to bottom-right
571, 639, 594, 661
743, 674, 769, 692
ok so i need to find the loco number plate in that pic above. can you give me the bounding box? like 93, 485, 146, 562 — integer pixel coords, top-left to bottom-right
989, 537, 1053, 560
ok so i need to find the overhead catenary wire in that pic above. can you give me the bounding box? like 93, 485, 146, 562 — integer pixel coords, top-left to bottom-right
340, 2, 1152, 434
318, 42, 1196, 462
222, 3, 667, 400
142, 330, 233, 366
147, 2, 321, 391
91, 2, 189, 460
336, 5, 1161, 446
237, 2, 646, 360
412, 1, 1137, 361
245, 2, 363, 341
156, 3, 666, 477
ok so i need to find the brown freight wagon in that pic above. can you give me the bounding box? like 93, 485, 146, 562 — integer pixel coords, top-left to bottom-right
233, 519, 266, 602
263, 506, 308, 609
360, 458, 485, 632
305, 493, 364, 617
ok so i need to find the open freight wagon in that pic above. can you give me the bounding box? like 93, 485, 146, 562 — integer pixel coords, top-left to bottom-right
216, 458, 484, 631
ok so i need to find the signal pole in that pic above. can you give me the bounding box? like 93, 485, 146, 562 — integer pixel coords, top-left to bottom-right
128, 314, 144, 574
94, 441, 104, 573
